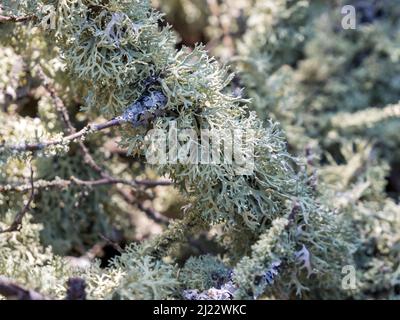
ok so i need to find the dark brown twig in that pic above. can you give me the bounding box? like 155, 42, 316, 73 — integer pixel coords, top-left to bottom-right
137, 202, 170, 225
0, 276, 46, 300
0, 164, 34, 233
0, 14, 35, 23
0, 276, 89, 300
70, 176, 172, 189
0, 177, 172, 193
99, 234, 124, 253
0, 175, 172, 227
36, 67, 108, 176
3, 67, 120, 152
37, 68, 75, 134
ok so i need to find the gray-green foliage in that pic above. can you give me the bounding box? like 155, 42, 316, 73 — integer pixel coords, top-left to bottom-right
204, 1, 400, 299
179, 255, 231, 292
235, 0, 310, 72
210, 0, 311, 122
34, 154, 115, 254
293, 1, 400, 161
0, 103, 118, 254
211, 0, 400, 157
0, 215, 73, 299
0, 214, 179, 299
318, 141, 400, 299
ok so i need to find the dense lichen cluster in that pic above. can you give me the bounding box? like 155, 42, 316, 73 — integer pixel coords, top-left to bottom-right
0, 0, 399, 300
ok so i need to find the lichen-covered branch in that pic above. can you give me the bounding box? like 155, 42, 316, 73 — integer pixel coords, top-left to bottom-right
0, 177, 171, 193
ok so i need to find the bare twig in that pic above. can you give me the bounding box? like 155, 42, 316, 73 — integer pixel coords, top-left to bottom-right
37, 68, 75, 134
0, 174, 171, 229
70, 176, 171, 189
0, 276, 88, 300
117, 188, 169, 225
0, 14, 35, 23
1, 67, 120, 152
0, 164, 34, 233
132, 179, 173, 188
0, 177, 172, 193
137, 202, 170, 225
0, 178, 71, 192
0, 276, 47, 300
99, 233, 124, 253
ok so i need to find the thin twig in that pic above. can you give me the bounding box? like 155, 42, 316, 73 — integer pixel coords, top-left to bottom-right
0, 178, 71, 192
0, 177, 172, 193
117, 188, 169, 226
0, 14, 35, 23
37, 68, 75, 134
70, 176, 171, 189
0, 164, 34, 233
0, 276, 47, 300
1, 67, 120, 152
137, 202, 170, 225
0, 174, 171, 229
4, 118, 121, 152
99, 234, 124, 253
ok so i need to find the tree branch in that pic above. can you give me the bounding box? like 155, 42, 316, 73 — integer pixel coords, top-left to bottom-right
0, 173, 171, 232
0, 276, 47, 300
0, 14, 35, 23
116, 188, 170, 226
137, 202, 170, 225
36, 68, 172, 225
0, 276, 85, 300
0, 177, 172, 193
69, 176, 172, 189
